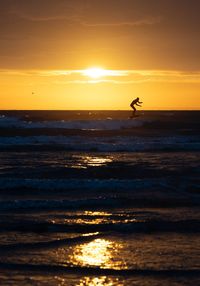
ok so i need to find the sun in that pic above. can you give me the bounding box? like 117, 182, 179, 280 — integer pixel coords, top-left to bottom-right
82, 68, 108, 79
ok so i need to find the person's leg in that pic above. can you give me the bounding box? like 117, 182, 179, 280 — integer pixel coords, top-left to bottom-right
132, 105, 136, 116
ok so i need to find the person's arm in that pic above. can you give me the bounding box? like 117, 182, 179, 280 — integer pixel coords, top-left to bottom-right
138, 101, 143, 104
136, 103, 142, 106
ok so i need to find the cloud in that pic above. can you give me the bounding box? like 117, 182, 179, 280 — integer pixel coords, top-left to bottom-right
8, 8, 76, 22
4, 0, 81, 22
9, 11, 79, 22
1, 69, 200, 84
80, 16, 161, 27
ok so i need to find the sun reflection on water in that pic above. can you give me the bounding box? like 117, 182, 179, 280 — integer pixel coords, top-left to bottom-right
84, 211, 111, 216
70, 238, 125, 269
74, 239, 112, 266
55, 276, 121, 286
78, 276, 122, 286
83, 156, 113, 167
71, 155, 113, 169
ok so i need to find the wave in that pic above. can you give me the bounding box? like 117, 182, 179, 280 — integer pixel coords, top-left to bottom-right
0, 219, 199, 235
0, 177, 197, 192
0, 233, 102, 252
0, 196, 199, 212
0, 135, 199, 152
0, 262, 199, 276
0, 198, 147, 211
0, 116, 146, 130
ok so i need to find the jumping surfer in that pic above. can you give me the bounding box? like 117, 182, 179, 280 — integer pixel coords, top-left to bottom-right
130, 97, 143, 117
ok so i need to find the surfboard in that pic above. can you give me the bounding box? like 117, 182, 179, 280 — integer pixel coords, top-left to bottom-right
129, 114, 140, 119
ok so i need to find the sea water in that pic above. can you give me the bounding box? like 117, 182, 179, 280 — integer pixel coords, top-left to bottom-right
0, 110, 199, 285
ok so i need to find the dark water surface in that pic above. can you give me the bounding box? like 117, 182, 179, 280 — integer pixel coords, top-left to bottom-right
0, 111, 199, 285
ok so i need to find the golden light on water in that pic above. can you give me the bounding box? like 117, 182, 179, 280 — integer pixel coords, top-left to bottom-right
84, 211, 111, 216
83, 156, 113, 167
74, 239, 112, 267
71, 156, 113, 169
70, 237, 126, 270
78, 277, 119, 286
56, 276, 120, 286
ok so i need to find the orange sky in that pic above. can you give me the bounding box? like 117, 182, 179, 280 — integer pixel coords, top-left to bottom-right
1, 69, 200, 110
0, 0, 199, 110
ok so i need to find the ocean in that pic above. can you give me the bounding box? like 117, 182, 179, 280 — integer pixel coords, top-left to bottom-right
0, 110, 199, 285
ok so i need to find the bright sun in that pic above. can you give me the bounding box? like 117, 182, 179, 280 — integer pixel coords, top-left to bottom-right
83, 68, 107, 79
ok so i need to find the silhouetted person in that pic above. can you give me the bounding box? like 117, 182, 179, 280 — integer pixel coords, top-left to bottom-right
130, 97, 143, 117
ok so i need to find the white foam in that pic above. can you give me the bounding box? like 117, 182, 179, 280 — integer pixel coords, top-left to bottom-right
0, 116, 146, 130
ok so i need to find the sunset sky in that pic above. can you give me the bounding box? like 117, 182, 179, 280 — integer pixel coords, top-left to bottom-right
0, 0, 200, 110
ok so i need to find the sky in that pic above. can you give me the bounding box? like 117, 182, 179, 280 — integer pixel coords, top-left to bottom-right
0, 0, 200, 110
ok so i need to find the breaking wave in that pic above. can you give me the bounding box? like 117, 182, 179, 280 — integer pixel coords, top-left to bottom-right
0, 116, 146, 130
